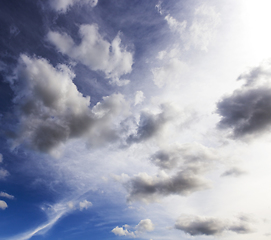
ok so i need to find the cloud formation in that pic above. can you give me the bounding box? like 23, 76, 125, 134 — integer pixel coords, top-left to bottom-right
112, 219, 154, 238
8, 55, 129, 153
221, 167, 247, 177
217, 60, 271, 138
0, 192, 15, 199
125, 143, 217, 203
48, 24, 133, 85
0, 200, 8, 210
49, 0, 98, 13
175, 215, 254, 236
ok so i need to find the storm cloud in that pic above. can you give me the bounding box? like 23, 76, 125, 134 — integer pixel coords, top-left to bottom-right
217, 60, 271, 138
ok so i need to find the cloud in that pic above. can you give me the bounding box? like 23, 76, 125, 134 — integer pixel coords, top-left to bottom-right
221, 167, 247, 177
79, 200, 92, 211
151, 142, 217, 170
134, 91, 145, 106
112, 219, 154, 238
175, 215, 254, 236
162, 5, 220, 51
125, 170, 211, 203
0, 192, 15, 199
8, 55, 130, 154
0, 200, 8, 210
152, 58, 188, 88
123, 143, 217, 203
126, 103, 177, 145
49, 0, 98, 13
0, 153, 2, 163
47, 24, 133, 85
0, 168, 9, 180
217, 60, 271, 139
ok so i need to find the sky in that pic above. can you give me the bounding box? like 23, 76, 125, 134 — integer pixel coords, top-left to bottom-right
1, 0, 271, 239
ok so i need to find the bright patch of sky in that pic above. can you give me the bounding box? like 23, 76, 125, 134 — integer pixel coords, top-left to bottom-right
1, 0, 271, 239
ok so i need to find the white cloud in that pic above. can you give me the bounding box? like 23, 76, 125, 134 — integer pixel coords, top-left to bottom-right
49, 0, 98, 13
152, 58, 188, 88
134, 91, 145, 106
112, 219, 154, 238
0, 153, 2, 163
47, 24, 133, 85
0, 200, 8, 210
79, 200, 92, 211
0, 168, 9, 180
0, 192, 15, 199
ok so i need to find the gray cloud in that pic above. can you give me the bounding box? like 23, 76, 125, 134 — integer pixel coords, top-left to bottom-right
175, 215, 254, 236
125, 170, 211, 203
124, 143, 217, 203
151, 142, 217, 170
217, 61, 271, 138
221, 167, 247, 178
126, 104, 177, 145
8, 55, 129, 154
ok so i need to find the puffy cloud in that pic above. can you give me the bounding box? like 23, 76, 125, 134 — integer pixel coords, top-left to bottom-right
47, 24, 133, 85
0, 168, 9, 180
125, 170, 211, 203
124, 143, 217, 203
151, 142, 217, 171
217, 60, 271, 139
175, 215, 254, 236
134, 91, 144, 106
112, 219, 154, 238
221, 167, 247, 177
0, 200, 8, 210
126, 103, 177, 145
0, 192, 15, 199
79, 200, 92, 211
49, 0, 98, 13
8, 55, 130, 154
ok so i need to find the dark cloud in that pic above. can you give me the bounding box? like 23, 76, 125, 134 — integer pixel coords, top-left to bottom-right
8, 55, 129, 154
126, 104, 177, 145
125, 169, 211, 203
221, 167, 247, 177
151, 143, 217, 170
217, 61, 271, 138
175, 215, 254, 236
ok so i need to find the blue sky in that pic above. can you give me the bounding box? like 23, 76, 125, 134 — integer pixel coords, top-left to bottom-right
1, 0, 271, 239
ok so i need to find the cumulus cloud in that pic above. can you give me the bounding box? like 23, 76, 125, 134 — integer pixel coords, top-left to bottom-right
0, 192, 15, 199
134, 91, 145, 106
0, 200, 8, 210
175, 215, 254, 236
125, 170, 211, 203
47, 24, 133, 85
112, 219, 154, 238
126, 103, 178, 145
49, 0, 98, 13
217, 60, 271, 139
221, 167, 247, 177
151, 142, 217, 171
0, 168, 9, 180
8, 55, 130, 154
79, 200, 92, 210
123, 143, 217, 203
